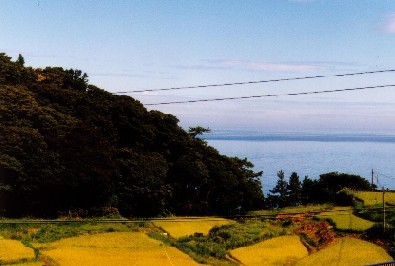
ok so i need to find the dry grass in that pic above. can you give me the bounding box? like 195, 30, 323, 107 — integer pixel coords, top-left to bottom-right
152, 217, 233, 238
296, 237, 393, 266
0, 238, 35, 263
41, 232, 200, 265
229, 235, 308, 266
317, 207, 374, 231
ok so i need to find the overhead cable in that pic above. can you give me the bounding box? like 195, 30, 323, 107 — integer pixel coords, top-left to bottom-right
376, 172, 395, 180
145, 84, 395, 106
114, 69, 395, 94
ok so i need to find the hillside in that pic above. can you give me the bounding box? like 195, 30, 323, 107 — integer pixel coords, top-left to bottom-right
0, 53, 264, 217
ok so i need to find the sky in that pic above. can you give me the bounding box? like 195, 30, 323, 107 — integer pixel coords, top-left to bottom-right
2, 0, 395, 133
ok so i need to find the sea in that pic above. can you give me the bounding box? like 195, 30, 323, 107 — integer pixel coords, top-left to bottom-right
203, 131, 395, 195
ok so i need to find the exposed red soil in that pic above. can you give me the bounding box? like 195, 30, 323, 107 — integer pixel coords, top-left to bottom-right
276, 214, 393, 256
295, 220, 337, 252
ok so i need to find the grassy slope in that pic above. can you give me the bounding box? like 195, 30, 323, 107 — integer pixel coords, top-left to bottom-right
229, 235, 308, 266
297, 237, 393, 266
348, 190, 395, 206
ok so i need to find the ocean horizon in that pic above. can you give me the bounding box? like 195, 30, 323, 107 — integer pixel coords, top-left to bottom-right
203, 131, 395, 143
203, 131, 395, 195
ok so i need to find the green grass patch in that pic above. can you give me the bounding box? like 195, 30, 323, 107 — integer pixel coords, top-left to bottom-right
317, 207, 374, 232
149, 219, 288, 265
249, 204, 333, 216
0, 221, 143, 245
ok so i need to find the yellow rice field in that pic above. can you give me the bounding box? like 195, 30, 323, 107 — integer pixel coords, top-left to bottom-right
152, 217, 233, 238
41, 232, 200, 266
0, 238, 35, 263
296, 237, 393, 266
350, 190, 395, 206
317, 207, 374, 231
229, 235, 308, 266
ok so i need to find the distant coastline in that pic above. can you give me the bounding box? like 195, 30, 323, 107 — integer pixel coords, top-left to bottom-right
203, 131, 395, 143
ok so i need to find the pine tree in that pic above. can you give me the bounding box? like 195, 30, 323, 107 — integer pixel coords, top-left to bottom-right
287, 172, 301, 206
16, 54, 25, 66
268, 170, 288, 208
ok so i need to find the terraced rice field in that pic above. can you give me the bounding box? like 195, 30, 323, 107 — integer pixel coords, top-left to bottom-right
350, 190, 395, 206
152, 217, 233, 238
0, 238, 35, 264
317, 207, 374, 231
296, 237, 393, 265
229, 235, 308, 266
41, 232, 200, 265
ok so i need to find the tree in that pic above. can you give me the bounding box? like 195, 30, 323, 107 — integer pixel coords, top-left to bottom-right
62, 69, 89, 91
0, 53, 22, 84
300, 172, 371, 205
318, 172, 371, 203
188, 126, 211, 138
301, 176, 320, 204
16, 54, 25, 67
287, 172, 301, 206
268, 170, 288, 208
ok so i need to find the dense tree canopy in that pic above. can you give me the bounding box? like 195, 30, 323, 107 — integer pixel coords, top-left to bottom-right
0, 53, 264, 217
267, 171, 371, 208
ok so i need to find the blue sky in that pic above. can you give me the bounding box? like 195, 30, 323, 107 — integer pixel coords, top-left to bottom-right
2, 0, 395, 133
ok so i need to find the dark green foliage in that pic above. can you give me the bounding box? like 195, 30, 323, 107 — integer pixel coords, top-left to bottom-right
188, 126, 211, 138
287, 172, 302, 206
0, 52, 264, 217
0, 53, 36, 85
267, 170, 288, 208
16, 54, 25, 67
116, 149, 171, 217
267, 171, 371, 208
319, 172, 371, 200
301, 176, 321, 204
301, 172, 372, 205
62, 69, 88, 91
334, 190, 354, 206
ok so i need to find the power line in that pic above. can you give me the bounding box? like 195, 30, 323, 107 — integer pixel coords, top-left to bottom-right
376, 171, 395, 180
145, 84, 395, 106
114, 69, 395, 94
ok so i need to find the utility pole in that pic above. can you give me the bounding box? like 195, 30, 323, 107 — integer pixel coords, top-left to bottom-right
371, 169, 374, 191
382, 186, 386, 233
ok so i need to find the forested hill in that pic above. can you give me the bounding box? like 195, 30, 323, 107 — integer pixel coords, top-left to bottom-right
0, 53, 264, 217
